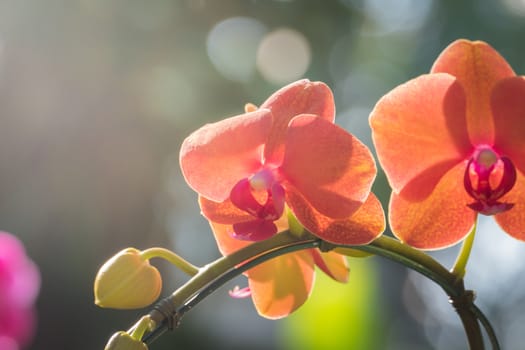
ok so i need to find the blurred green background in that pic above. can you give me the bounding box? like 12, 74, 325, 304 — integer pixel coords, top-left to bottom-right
2, 0, 525, 349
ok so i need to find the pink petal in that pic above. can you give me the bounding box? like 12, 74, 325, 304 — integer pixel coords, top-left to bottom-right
389, 162, 477, 249
229, 286, 252, 299
262, 80, 335, 164
491, 76, 525, 176
431, 39, 515, 145
281, 115, 376, 219
246, 251, 315, 319
232, 219, 277, 241
180, 109, 272, 202
370, 73, 472, 197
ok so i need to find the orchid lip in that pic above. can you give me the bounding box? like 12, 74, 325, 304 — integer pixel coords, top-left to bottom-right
229, 168, 286, 241
464, 145, 517, 215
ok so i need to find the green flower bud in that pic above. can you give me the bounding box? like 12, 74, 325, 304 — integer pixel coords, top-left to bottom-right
94, 248, 162, 309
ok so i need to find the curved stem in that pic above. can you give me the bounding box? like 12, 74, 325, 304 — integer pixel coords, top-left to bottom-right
144, 236, 321, 344
451, 221, 477, 281
332, 236, 458, 297
123, 232, 498, 350
144, 230, 319, 343
471, 303, 501, 350
140, 247, 199, 276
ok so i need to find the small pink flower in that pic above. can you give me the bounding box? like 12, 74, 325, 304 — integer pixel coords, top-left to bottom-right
0, 232, 40, 349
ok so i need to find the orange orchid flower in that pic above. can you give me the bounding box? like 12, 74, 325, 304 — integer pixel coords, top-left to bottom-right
180, 79, 385, 317
370, 39, 525, 249
207, 213, 350, 319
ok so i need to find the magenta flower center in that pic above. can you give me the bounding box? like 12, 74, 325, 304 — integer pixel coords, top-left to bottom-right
229, 168, 285, 241
463, 145, 517, 215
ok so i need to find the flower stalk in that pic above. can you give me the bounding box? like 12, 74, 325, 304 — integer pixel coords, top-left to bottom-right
116, 231, 499, 350
451, 221, 477, 281
140, 247, 199, 277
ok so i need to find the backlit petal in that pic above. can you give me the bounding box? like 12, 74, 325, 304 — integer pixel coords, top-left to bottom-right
246, 251, 314, 319
208, 220, 250, 256
431, 39, 515, 144
199, 196, 252, 225
495, 171, 525, 241
282, 115, 376, 218
311, 250, 349, 283
262, 80, 335, 164
370, 73, 472, 197
180, 109, 272, 202
389, 162, 477, 249
205, 205, 290, 254
287, 191, 385, 245
491, 76, 525, 175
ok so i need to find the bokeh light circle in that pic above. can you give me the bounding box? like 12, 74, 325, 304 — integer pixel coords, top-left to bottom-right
206, 17, 267, 82
256, 28, 311, 85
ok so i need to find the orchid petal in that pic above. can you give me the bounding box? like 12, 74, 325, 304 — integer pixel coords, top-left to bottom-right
208, 220, 251, 256
246, 251, 314, 319
199, 196, 253, 225
492, 76, 525, 176
282, 115, 376, 219
232, 220, 277, 241
262, 80, 335, 164
206, 205, 289, 255
287, 191, 385, 245
431, 39, 515, 145
311, 250, 349, 283
370, 73, 472, 197
495, 171, 525, 241
389, 162, 477, 249
229, 286, 251, 299
180, 109, 272, 202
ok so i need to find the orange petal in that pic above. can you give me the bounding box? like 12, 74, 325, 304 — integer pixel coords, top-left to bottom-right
389, 162, 477, 249
180, 109, 272, 202
199, 196, 252, 225
287, 191, 385, 245
281, 115, 376, 218
246, 250, 314, 319
262, 80, 335, 164
495, 171, 525, 241
431, 39, 515, 145
311, 250, 349, 283
492, 76, 525, 175
205, 204, 289, 255
208, 220, 251, 256
370, 73, 472, 197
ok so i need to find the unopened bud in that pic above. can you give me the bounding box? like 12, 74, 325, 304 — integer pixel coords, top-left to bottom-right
94, 248, 162, 309
104, 331, 148, 350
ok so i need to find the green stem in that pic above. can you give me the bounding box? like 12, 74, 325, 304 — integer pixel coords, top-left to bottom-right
127, 231, 496, 350
140, 247, 200, 276
451, 221, 477, 281
144, 230, 319, 343
471, 303, 500, 350
128, 315, 155, 341
166, 231, 317, 307
332, 236, 459, 297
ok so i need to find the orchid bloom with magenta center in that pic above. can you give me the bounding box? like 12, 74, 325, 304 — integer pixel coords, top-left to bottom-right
180, 79, 385, 317
370, 39, 525, 249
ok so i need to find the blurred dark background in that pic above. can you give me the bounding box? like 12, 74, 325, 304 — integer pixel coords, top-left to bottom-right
1, 0, 525, 349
